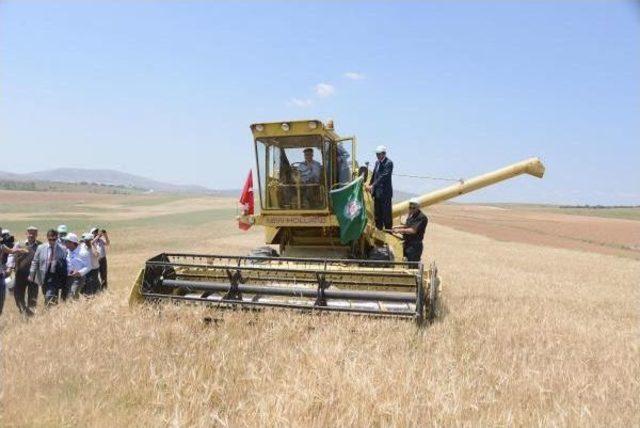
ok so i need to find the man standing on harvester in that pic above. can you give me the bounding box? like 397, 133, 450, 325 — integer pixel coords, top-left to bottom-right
365, 145, 394, 230
393, 198, 428, 262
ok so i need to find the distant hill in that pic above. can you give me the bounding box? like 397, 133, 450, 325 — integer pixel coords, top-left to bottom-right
0, 168, 418, 199
0, 168, 231, 194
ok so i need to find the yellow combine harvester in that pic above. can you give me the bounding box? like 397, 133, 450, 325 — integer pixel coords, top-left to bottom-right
129, 119, 545, 324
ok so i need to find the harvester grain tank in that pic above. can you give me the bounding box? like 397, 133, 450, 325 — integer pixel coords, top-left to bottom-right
130, 119, 545, 324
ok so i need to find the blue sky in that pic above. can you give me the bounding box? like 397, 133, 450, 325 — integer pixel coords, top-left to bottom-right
1, 1, 638, 204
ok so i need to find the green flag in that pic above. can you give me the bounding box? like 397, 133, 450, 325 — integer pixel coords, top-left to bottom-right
330, 176, 367, 244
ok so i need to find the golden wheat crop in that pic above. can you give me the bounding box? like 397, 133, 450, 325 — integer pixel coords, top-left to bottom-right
1, 198, 638, 427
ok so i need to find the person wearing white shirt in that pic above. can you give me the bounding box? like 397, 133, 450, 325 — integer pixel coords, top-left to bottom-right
0, 228, 29, 316
298, 148, 322, 184
91, 227, 110, 290
81, 233, 101, 295
63, 233, 90, 299
296, 148, 323, 209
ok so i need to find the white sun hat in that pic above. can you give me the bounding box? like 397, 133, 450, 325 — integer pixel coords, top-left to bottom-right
64, 233, 79, 244
375, 145, 387, 154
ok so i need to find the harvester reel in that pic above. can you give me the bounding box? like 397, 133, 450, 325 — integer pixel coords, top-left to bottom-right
134, 253, 434, 324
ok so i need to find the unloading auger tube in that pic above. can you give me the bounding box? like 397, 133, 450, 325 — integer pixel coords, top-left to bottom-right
391, 157, 545, 218
129, 253, 440, 324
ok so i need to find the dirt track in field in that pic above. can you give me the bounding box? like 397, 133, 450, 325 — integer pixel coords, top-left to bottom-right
427, 204, 640, 260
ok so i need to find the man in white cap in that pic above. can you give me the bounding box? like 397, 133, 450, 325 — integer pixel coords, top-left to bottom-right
11, 226, 42, 316
63, 233, 91, 299
392, 197, 428, 262
365, 145, 394, 230
57, 225, 68, 243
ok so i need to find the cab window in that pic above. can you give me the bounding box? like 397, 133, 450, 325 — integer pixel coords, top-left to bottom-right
255, 136, 327, 210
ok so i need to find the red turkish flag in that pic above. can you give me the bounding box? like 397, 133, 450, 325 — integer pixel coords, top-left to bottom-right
238, 170, 254, 230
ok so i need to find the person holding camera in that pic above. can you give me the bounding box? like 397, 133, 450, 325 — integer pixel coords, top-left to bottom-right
81, 233, 101, 295
11, 226, 42, 316
90, 227, 110, 290
0, 227, 28, 316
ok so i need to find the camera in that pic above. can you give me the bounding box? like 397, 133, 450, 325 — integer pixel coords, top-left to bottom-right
0, 232, 14, 248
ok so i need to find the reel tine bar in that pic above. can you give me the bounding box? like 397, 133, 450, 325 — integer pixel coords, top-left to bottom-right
140, 253, 428, 322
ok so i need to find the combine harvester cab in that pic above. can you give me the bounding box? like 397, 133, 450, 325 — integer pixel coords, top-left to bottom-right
130, 119, 544, 325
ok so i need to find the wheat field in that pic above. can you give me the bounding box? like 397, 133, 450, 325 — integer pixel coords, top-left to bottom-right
0, 192, 638, 426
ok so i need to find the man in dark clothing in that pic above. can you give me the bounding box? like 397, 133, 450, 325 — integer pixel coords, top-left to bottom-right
29, 229, 68, 306
365, 145, 394, 230
12, 226, 42, 316
392, 198, 428, 262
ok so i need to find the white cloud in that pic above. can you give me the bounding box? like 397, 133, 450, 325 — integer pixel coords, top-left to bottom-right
288, 98, 313, 107
344, 72, 365, 80
314, 83, 335, 98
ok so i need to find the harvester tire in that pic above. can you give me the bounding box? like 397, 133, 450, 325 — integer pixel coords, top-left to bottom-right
249, 246, 279, 258
364, 246, 393, 267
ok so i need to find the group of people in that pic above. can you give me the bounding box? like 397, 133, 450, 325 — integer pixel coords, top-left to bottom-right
0, 224, 110, 318
366, 145, 428, 262
289, 143, 429, 261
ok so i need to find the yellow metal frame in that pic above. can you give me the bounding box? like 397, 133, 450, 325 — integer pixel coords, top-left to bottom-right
128, 269, 145, 305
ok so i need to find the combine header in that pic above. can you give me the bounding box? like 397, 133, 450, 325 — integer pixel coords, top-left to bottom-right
130, 119, 545, 324
133, 254, 437, 322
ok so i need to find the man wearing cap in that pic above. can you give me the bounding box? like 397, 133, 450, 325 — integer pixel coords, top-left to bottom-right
63, 233, 91, 299
392, 198, 428, 262
81, 233, 101, 295
365, 145, 394, 230
56, 225, 68, 243
296, 148, 323, 208
298, 148, 322, 184
29, 229, 68, 306
11, 226, 42, 316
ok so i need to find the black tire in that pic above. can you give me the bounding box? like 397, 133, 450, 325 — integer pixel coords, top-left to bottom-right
367, 246, 393, 261
361, 246, 394, 267
249, 246, 279, 258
